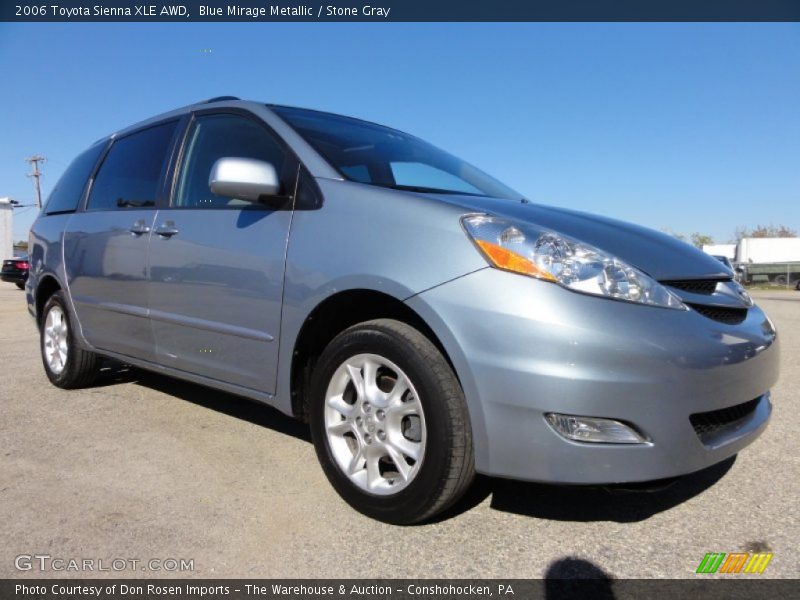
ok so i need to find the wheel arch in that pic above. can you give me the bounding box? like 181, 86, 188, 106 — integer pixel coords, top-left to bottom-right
289, 288, 458, 423
35, 275, 63, 326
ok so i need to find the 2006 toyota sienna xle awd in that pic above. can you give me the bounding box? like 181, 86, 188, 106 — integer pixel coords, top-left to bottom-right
28, 97, 779, 524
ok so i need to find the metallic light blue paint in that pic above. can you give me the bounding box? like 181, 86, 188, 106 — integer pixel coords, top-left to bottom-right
27, 99, 779, 485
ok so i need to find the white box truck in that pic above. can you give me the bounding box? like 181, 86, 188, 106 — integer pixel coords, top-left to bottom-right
735, 237, 800, 288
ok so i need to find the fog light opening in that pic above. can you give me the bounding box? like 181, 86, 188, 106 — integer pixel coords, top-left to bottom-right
545, 413, 648, 444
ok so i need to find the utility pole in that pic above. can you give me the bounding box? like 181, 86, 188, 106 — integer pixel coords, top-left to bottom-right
25, 155, 46, 210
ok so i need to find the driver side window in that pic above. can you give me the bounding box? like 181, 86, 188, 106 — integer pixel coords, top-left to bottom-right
175, 114, 287, 208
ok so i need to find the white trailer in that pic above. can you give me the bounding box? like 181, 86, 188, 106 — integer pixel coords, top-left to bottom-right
702, 244, 736, 260
736, 237, 800, 264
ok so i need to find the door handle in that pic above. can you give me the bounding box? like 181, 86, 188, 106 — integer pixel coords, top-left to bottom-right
155, 222, 179, 238
129, 220, 151, 235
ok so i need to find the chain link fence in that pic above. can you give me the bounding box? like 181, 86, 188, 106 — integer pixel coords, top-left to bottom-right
736, 263, 800, 290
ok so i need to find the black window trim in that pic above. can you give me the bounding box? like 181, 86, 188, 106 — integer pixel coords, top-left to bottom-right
164, 107, 302, 212
81, 117, 184, 213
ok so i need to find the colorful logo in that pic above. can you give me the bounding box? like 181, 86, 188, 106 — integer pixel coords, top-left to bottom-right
696, 552, 773, 574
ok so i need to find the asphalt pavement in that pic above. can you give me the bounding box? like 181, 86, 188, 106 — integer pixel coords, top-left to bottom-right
1, 286, 797, 578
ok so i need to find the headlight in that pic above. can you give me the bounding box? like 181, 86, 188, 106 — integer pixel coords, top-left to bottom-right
462, 214, 686, 310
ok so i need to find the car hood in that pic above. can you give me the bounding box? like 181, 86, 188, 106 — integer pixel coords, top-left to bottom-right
426, 194, 731, 281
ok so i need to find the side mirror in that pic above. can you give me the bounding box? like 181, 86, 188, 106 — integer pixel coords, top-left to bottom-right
209, 157, 281, 202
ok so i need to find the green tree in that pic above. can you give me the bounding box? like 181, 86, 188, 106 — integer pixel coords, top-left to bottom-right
690, 233, 714, 248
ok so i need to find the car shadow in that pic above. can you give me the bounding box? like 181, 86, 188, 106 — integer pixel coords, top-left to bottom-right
98, 361, 735, 523
97, 360, 310, 443
436, 455, 735, 524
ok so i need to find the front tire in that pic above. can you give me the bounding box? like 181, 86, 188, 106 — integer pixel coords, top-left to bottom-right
309, 319, 474, 524
40, 291, 100, 388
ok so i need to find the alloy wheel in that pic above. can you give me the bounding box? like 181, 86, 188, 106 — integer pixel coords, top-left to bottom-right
324, 353, 426, 495
43, 305, 68, 375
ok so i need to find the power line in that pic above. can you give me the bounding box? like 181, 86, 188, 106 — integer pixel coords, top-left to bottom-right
25, 155, 46, 210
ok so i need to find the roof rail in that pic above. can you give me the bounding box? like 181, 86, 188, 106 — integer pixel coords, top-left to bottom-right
202, 96, 241, 103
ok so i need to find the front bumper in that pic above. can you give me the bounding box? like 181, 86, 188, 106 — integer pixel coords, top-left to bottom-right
406, 268, 779, 484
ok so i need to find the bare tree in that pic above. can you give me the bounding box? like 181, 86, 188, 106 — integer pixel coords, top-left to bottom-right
733, 224, 797, 241
661, 227, 686, 242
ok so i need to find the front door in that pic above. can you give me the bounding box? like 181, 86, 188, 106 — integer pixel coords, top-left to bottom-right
64, 120, 179, 360
147, 113, 296, 394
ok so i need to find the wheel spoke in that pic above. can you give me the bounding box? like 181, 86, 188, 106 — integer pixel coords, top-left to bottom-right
365, 450, 382, 490
327, 420, 352, 437
327, 393, 353, 417
348, 447, 366, 475
391, 396, 420, 418
387, 378, 409, 407
362, 358, 380, 402
385, 444, 412, 482
346, 364, 365, 400
389, 435, 421, 462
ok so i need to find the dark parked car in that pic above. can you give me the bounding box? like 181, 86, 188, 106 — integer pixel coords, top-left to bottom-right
1, 255, 29, 289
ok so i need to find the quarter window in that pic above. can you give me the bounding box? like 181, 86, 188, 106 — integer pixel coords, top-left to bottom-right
390, 162, 482, 195
87, 121, 178, 211
175, 114, 288, 208
43, 142, 106, 215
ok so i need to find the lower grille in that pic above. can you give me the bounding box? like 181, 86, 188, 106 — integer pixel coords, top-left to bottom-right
687, 303, 748, 325
690, 397, 761, 441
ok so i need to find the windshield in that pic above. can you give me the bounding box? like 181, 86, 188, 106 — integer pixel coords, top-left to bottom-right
270, 105, 523, 200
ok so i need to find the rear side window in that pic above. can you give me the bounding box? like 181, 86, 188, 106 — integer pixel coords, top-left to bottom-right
87, 121, 178, 211
43, 143, 106, 215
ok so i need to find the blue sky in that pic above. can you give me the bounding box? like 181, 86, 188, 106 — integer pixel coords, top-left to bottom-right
0, 23, 798, 243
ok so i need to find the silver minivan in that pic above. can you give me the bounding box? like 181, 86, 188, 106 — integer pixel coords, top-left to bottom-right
28, 98, 779, 523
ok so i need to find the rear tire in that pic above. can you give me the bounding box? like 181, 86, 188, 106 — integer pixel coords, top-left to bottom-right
15, 282, 24, 290
40, 291, 100, 388
309, 319, 474, 524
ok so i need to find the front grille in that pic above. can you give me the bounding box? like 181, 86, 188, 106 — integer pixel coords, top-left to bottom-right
687, 303, 748, 325
690, 397, 761, 441
662, 279, 726, 295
